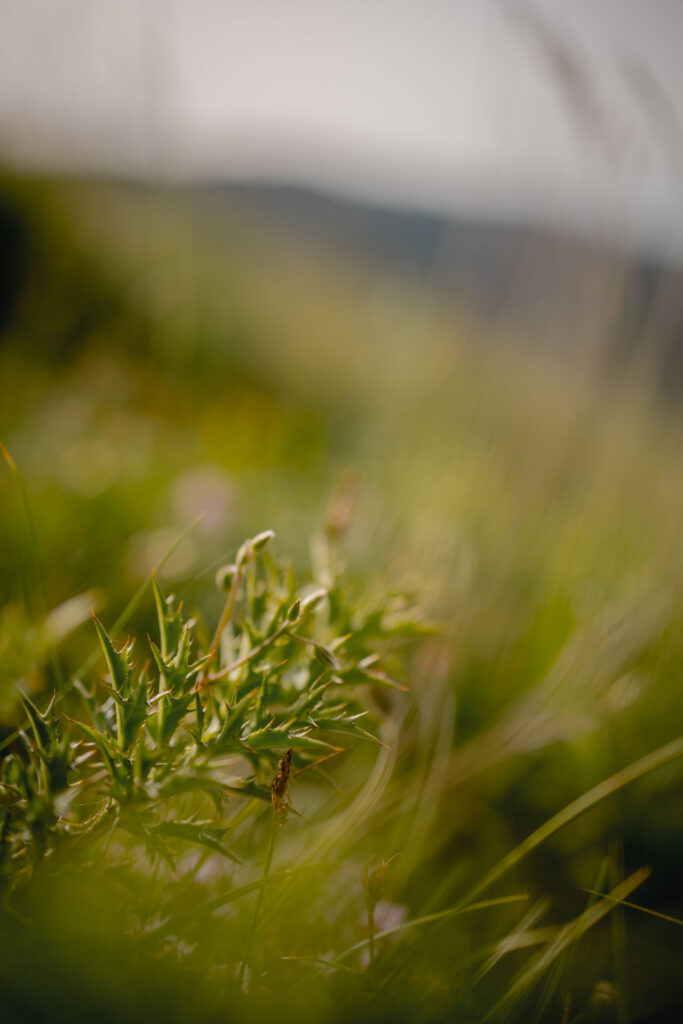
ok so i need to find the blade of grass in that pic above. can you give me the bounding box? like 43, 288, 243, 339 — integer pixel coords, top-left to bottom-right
472, 898, 551, 984
142, 865, 321, 941
580, 888, 683, 927
259, 726, 400, 927
379, 740, 683, 996
609, 841, 629, 1024
238, 824, 279, 988
529, 858, 609, 1024
486, 868, 650, 1021
335, 893, 530, 963
460, 925, 561, 979
1, 441, 62, 687
79, 512, 206, 679
462, 736, 683, 907
280, 955, 365, 977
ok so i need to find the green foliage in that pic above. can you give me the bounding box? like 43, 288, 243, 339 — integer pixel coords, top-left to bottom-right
0, 530, 411, 899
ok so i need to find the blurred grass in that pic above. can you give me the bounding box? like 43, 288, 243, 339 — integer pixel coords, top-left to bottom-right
1, 176, 682, 1021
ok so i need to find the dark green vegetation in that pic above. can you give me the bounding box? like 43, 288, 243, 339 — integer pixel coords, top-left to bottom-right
1, 178, 682, 1022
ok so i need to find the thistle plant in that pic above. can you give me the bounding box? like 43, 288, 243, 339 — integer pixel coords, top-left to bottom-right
0, 529, 411, 928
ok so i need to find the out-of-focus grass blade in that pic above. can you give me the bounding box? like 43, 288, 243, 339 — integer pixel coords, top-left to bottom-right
472, 898, 551, 983
487, 868, 651, 1021
380, 742, 683, 998
280, 955, 365, 977
146, 864, 327, 940
335, 893, 529, 962
529, 858, 609, 1024
1, 441, 61, 686
581, 887, 683, 927
463, 736, 683, 906
78, 512, 206, 679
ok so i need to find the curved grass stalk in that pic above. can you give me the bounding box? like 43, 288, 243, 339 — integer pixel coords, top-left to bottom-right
238, 824, 279, 989
580, 887, 683, 928
335, 893, 530, 963
462, 735, 683, 907
486, 868, 651, 1021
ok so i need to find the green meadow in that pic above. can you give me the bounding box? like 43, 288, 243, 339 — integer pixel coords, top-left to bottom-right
1, 178, 682, 1023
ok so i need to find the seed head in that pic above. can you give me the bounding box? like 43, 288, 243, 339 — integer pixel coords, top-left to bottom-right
215, 564, 238, 592
271, 748, 293, 825
251, 530, 275, 552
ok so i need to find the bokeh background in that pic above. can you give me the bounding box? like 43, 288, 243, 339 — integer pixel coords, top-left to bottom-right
1, 2, 682, 1021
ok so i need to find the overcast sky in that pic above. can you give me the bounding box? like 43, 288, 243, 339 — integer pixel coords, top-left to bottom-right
1, 0, 682, 251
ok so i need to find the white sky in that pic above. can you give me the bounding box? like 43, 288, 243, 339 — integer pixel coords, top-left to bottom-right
1, 0, 682, 250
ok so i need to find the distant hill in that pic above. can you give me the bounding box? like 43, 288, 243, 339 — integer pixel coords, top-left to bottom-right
193, 182, 683, 398
1, 176, 681, 397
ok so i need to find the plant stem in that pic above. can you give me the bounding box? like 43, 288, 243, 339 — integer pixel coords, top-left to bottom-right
193, 562, 245, 692
238, 823, 279, 989
202, 567, 244, 681
201, 626, 287, 687
367, 901, 376, 990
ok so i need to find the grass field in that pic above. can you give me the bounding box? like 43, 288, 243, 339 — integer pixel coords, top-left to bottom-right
1, 178, 682, 1022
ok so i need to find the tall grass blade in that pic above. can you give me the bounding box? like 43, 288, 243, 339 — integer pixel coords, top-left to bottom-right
463, 737, 683, 906
487, 868, 651, 1020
